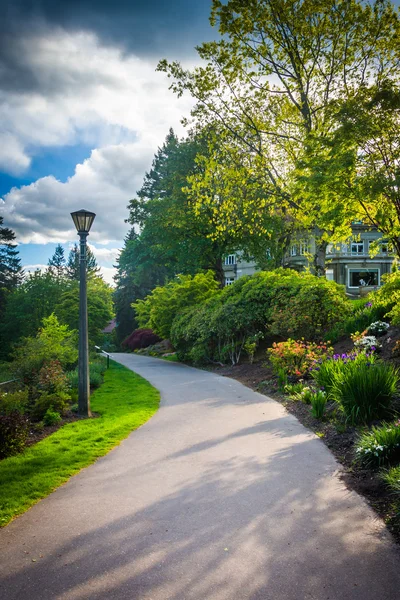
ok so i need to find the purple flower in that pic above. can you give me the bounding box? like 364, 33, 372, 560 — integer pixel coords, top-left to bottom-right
365, 301, 372, 308
371, 346, 376, 351
341, 353, 347, 359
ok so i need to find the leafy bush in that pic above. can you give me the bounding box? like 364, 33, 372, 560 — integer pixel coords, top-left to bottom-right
30, 392, 70, 421
43, 409, 62, 426
11, 314, 77, 386
367, 321, 390, 336
67, 359, 106, 391
0, 411, 29, 458
0, 389, 29, 415
171, 269, 349, 365
268, 339, 332, 377
133, 271, 220, 339
324, 299, 386, 343
38, 360, 68, 394
311, 391, 327, 419
373, 271, 400, 323
331, 361, 398, 424
355, 423, 400, 468
122, 328, 161, 351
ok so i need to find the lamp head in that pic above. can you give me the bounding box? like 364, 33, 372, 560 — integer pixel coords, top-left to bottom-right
71, 209, 96, 234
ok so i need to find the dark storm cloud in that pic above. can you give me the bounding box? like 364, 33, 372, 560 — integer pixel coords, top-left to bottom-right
2, 0, 214, 58
1, 0, 214, 94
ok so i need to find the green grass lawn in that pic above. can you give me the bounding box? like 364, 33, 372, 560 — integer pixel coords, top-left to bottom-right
0, 361, 159, 526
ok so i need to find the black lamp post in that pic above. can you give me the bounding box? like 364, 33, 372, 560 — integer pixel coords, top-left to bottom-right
71, 209, 96, 417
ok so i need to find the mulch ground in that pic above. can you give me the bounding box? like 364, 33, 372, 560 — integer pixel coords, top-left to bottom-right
209, 326, 400, 544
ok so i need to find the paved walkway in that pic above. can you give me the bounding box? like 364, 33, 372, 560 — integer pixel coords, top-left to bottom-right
1, 354, 400, 599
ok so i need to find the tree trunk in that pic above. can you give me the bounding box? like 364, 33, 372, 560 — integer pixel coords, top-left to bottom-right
312, 238, 328, 277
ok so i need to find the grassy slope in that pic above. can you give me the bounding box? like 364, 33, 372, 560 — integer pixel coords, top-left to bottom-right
0, 361, 159, 526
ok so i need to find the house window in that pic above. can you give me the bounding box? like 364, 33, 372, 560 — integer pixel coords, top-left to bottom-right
349, 269, 379, 288
225, 277, 235, 286
299, 242, 310, 255
224, 254, 236, 266
290, 245, 297, 256
350, 241, 364, 254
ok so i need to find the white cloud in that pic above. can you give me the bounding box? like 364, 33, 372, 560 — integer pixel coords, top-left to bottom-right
88, 244, 120, 263
1, 142, 153, 243
0, 29, 194, 174
99, 266, 117, 286
0, 28, 196, 245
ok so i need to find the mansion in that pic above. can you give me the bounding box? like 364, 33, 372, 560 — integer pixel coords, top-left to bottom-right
223, 224, 394, 295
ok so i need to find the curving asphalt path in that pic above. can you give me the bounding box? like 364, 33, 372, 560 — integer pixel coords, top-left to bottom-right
1, 353, 400, 599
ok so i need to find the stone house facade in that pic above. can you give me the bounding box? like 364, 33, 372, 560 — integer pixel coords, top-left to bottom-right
223, 224, 394, 294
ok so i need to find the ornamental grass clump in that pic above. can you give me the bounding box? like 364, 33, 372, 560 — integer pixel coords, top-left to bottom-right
331, 360, 398, 425
355, 423, 400, 468
383, 465, 400, 496
310, 391, 327, 419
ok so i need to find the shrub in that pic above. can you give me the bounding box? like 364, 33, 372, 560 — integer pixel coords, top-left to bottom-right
0, 411, 29, 458
133, 271, 220, 339
122, 328, 161, 351
38, 360, 68, 394
367, 321, 390, 336
331, 361, 398, 424
11, 314, 77, 386
67, 360, 105, 391
43, 409, 62, 426
324, 299, 386, 343
171, 269, 350, 365
268, 339, 332, 377
355, 423, 400, 468
30, 392, 70, 421
311, 391, 327, 419
0, 389, 29, 415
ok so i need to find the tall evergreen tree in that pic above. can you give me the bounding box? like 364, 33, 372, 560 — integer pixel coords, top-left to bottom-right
0, 216, 23, 291
48, 244, 66, 279
66, 244, 100, 280
0, 216, 23, 333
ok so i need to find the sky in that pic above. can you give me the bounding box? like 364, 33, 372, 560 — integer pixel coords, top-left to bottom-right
0, 0, 214, 284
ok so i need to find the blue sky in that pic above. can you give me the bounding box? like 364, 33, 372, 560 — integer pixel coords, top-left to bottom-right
0, 0, 214, 283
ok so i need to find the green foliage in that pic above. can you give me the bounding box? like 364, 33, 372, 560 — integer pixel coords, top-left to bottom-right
0, 361, 159, 526
268, 339, 332, 377
284, 382, 306, 398
277, 368, 288, 392
324, 299, 386, 343
244, 333, 263, 364
134, 271, 220, 340
11, 314, 77, 385
42, 409, 62, 427
331, 361, 398, 425
160, 0, 400, 270
311, 391, 327, 419
30, 392, 70, 422
65, 243, 100, 280
311, 358, 349, 399
171, 269, 347, 365
0, 270, 68, 358
355, 424, 400, 468
67, 359, 106, 391
55, 277, 114, 344
383, 466, 400, 496
0, 389, 29, 415
0, 411, 29, 459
